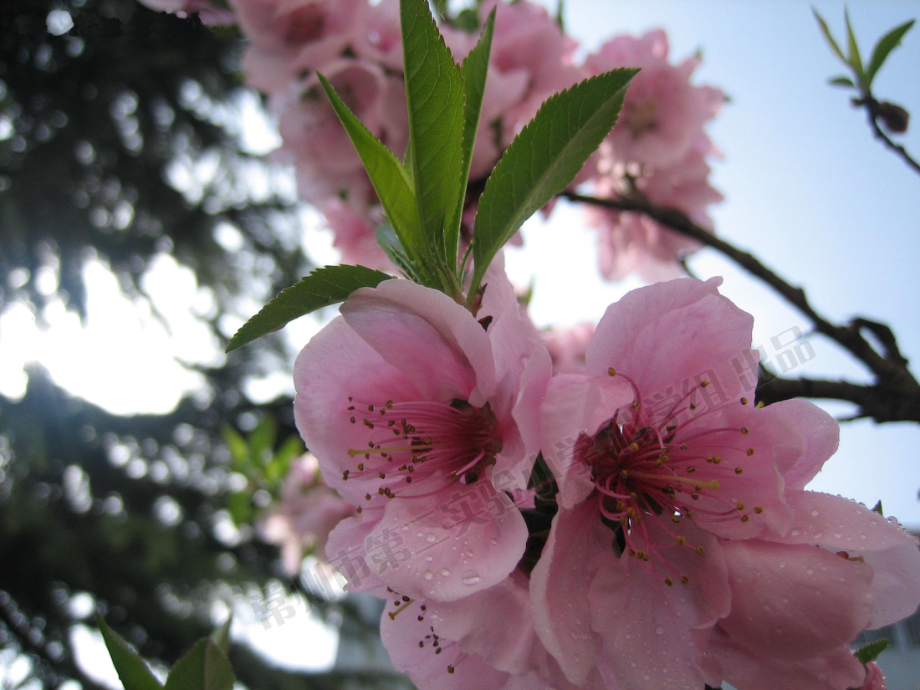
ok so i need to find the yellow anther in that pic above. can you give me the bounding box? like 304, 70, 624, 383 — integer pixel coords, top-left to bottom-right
664, 577, 674, 586
608, 367, 617, 376
740, 427, 749, 435
740, 397, 749, 405
676, 536, 686, 545
735, 467, 743, 475
756, 401, 765, 408
700, 380, 710, 388
681, 575, 690, 584
629, 442, 640, 452
737, 502, 745, 511
695, 546, 705, 555
754, 506, 764, 514
747, 448, 755, 456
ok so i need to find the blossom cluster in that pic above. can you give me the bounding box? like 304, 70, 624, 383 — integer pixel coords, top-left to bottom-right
143, 0, 724, 279
285, 268, 919, 690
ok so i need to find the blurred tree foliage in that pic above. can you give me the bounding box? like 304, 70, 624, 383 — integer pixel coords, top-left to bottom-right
0, 1, 401, 687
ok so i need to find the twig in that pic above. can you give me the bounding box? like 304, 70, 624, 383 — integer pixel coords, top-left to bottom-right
859, 97, 920, 177
562, 191, 920, 423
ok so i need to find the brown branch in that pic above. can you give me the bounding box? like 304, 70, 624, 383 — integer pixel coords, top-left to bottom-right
859, 97, 920, 177
562, 191, 920, 423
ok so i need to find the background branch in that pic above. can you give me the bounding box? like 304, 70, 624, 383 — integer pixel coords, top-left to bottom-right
857, 96, 920, 176
562, 191, 920, 423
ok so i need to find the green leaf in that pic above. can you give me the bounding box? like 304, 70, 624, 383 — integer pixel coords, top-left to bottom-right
210, 617, 232, 656
432, 0, 449, 19
249, 416, 277, 468
316, 73, 427, 264
854, 638, 889, 665
375, 224, 419, 281
813, 9, 847, 64
468, 68, 637, 301
226, 265, 394, 351
845, 9, 866, 84
164, 639, 235, 690
227, 491, 253, 526
97, 616, 163, 690
555, 0, 565, 30
401, 0, 466, 263
828, 75, 856, 88
221, 425, 250, 470
866, 19, 915, 86
872, 500, 884, 515
447, 8, 496, 263
453, 8, 479, 32
273, 436, 304, 473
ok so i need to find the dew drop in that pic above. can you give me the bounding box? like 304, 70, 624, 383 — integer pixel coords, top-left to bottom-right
655, 626, 664, 636
461, 570, 481, 586
424, 570, 433, 580
440, 568, 451, 577
426, 533, 437, 543
810, 510, 819, 517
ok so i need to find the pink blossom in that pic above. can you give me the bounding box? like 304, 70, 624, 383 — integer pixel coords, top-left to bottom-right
588, 137, 723, 281
232, 0, 369, 93
321, 197, 391, 269
531, 277, 894, 689
587, 29, 724, 169
137, 0, 234, 24
271, 60, 406, 207
257, 454, 356, 575
542, 323, 595, 375
380, 569, 610, 690
353, 0, 403, 71
443, 1, 585, 182
293, 269, 551, 602
859, 662, 886, 690
702, 485, 920, 690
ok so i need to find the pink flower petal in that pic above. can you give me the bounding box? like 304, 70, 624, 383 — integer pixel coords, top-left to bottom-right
768, 399, 839, 490
293, 316, 423, 506
705, 632, 865, 690
767, 490, 920, 628
589, 520, 730, 690
586, 278, 755, 406
719, 539, 873, 659
539, 374, 633, 509
342, 280, 496, 404
366, 485, 527, 602
530, 502, 606, 685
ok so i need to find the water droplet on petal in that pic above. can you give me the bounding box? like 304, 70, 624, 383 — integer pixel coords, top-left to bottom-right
461, 570, 481, 586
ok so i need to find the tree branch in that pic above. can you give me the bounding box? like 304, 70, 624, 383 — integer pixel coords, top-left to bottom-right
562, 191, 920, 423
858, 96, 920, 177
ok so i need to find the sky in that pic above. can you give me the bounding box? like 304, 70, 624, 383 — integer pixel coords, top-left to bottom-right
2, 0, 919, 683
